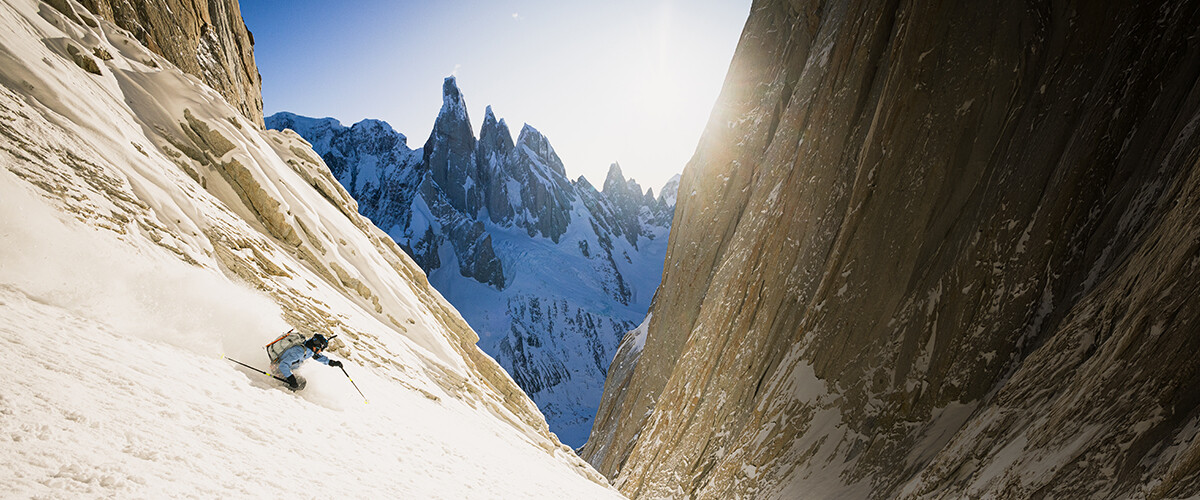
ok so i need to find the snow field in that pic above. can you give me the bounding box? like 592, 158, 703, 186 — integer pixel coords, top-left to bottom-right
0, 169, 286, 364
0, 286, 619, 498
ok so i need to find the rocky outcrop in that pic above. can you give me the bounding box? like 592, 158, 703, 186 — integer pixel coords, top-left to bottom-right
75, 0, 263, 125
583, 0, 1200, 498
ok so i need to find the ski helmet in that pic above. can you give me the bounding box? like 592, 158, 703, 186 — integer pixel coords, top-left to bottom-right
305, 333, 328, 351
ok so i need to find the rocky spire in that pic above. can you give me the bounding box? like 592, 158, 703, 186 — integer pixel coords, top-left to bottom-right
602, 162, 625, 194
478, 106, 515, 157
598, 163, 647, 247
423, 76, 482, 216
477, 105, 516, 223
513, 124, 567, 178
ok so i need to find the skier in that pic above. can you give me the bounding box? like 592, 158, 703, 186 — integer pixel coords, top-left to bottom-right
272, 333, 343, 390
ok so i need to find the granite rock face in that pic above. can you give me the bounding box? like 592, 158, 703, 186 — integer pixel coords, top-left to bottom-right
74, 0, 263, 125
583, 0, 1200, 498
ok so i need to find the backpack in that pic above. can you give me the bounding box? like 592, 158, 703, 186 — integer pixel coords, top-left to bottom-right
265, 329, 305, 363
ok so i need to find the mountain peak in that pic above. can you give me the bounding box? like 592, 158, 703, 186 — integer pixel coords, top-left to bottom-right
514, 124, 566, 177
265, 112, 344, 139
658, 174, 681, 206
443, 75, 461, 99
437, 76, 470, 125
603, 163, 626, 194
479, 106, 514, 155
426, 77, 479, 215
481, 105, 498, 131
351, 117, 399, 134
516, 123, 542, 140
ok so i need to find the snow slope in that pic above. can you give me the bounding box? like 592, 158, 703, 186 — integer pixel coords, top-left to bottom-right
0, 0, 619, 496
0, 176, 613, 498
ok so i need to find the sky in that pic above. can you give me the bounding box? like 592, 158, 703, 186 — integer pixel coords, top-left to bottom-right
240, 0, 751, 192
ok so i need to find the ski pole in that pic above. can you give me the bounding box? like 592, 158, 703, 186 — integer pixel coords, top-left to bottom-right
223, 355, 289, 384
339, 365, 369, 404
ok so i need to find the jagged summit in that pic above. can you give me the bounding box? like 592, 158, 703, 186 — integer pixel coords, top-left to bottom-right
440, 75, 468, 116
353, 118, 398, 134
513, 123, 567, 178
602, 162, 624, 193
601, 162, 644, 199
349, 119, 407, 149
424, 76, 480, 216
478, 109, 514, 155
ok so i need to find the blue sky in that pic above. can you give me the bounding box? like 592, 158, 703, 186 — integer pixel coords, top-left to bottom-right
241, 0, 750, 191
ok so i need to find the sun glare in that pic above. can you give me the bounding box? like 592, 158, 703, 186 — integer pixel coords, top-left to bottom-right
244, 1, 750, 191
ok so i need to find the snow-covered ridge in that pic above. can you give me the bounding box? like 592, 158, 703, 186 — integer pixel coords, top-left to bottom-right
0, 0, 618, 496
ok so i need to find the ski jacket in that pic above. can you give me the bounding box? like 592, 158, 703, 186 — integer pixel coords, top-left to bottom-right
274, 344, 330, 378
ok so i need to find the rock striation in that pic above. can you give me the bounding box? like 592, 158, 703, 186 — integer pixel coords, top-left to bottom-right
583, 0, 1200, 498
267, 78, 678, 446
72, 0, 263, 124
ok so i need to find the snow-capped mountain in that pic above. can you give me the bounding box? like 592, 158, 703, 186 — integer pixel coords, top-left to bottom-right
267, 79, 676, 446
0, 0, 619, 497
656, 174, 681, 207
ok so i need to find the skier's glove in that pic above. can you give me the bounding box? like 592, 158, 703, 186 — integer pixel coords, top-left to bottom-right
286, 375, 299, 389
328, 360, 343, 368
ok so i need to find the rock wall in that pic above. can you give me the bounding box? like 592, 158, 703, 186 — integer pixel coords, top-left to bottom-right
583, 0, 1200, 498
74, 0, 263, 125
